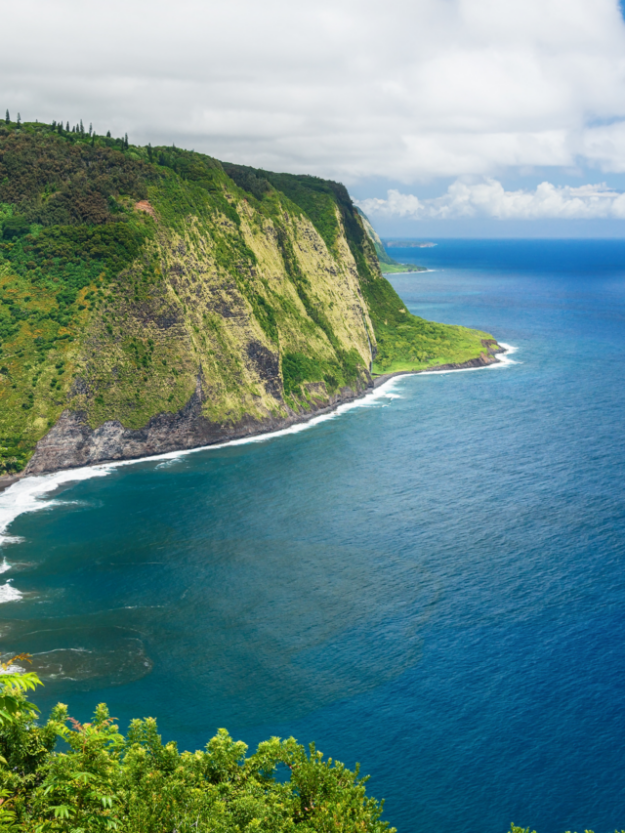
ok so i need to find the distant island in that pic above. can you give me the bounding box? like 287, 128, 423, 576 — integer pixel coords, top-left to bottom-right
384, 240, 437, 248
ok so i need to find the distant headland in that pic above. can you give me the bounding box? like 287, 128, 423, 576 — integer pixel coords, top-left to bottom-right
384, 240, 437, 248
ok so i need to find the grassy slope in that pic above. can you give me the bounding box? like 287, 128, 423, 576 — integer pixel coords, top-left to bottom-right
0, 123, 494, 474
378, 262, 425, 274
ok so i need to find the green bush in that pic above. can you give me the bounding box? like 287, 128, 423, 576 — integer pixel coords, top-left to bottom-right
0, 663, 394, 833
1, 216, 30, 240
282, 352, 325, 394
282, 349, 364, 397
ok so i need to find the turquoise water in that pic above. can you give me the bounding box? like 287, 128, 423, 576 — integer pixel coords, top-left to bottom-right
2, 239, 625, 833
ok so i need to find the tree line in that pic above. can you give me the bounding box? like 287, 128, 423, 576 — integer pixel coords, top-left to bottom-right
3, 111, 130, 149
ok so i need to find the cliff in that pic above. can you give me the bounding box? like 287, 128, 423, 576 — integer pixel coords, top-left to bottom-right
0, 121, 500, 476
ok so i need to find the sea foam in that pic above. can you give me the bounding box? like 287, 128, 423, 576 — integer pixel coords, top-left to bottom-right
0, 465, 113, 550
414, 341, 519, 376
0, 581, 23, 604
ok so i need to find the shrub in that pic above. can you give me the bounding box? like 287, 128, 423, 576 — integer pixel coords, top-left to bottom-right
1, 216, 30, 240
0, 664, 394, 833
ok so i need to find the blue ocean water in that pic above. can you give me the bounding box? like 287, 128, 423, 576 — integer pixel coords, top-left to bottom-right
2, 239, 625, 833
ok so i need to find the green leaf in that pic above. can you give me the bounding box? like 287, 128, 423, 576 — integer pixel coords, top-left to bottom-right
51, 804, 75, 819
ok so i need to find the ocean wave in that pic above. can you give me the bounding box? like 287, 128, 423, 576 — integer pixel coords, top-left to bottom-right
491, 342, 519, 367
155, 458, 184, 470
0, 466, 113, 551
0, 536, 24, 547
0, 581, 23, 604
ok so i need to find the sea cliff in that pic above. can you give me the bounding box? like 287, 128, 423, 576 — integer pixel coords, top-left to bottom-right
0, 120, 501, 477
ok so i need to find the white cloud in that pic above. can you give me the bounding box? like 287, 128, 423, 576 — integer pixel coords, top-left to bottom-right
2, 0, 625, 182
356, 180, 625, 220
581, 122, 625, 172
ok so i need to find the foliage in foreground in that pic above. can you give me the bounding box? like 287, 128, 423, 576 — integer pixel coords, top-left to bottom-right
0, 660, 394, 833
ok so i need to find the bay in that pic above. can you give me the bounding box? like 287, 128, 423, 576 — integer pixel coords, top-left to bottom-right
2, 239, 625, 833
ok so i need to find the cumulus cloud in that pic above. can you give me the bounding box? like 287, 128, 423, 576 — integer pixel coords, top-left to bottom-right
3, 0, 625, 182
356, 180, 625, 220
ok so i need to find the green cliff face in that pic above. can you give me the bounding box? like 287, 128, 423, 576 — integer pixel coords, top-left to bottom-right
0, 121, 498, 474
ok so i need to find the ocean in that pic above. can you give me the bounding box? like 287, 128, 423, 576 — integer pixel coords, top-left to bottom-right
1, 238, 625, 833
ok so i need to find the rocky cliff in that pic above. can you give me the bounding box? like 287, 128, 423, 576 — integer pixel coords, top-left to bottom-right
0, 121, 500, 476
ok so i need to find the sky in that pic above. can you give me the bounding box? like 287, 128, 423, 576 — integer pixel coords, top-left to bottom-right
4, 0, 625, 237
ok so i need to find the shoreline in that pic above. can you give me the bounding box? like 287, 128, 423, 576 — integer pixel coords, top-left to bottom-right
0, 342, 517, 591
0, 343, 514, 501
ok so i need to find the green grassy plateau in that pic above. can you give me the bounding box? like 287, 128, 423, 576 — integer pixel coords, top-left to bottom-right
0, 119, 496, 474
378, 262, 425, 274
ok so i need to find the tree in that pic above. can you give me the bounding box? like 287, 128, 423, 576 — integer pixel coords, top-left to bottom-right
0, 655, 41, 726
0, 668, 395, 832
1, 216, 30, 240
16, 113, 21, 127
4, 110, 8, 124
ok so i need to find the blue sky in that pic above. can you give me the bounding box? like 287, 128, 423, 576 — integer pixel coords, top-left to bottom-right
4, 0, 625, 237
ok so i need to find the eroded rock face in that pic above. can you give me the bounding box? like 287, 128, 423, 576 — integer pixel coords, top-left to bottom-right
24, 377, 372, 475
246, 341, 282, 400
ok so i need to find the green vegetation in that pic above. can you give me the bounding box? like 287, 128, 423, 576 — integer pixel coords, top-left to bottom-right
357, 267, 493, 374
0, 659, 394, 832
0, 118, 496, 474
223, 163, 347, 251
378, 262, 425, 274
282, 349, 362, 400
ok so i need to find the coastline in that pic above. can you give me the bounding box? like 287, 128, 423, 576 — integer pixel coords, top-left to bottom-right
0, 342, 513, 499
0, 341, 516, 601
372, 340, 508, 388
